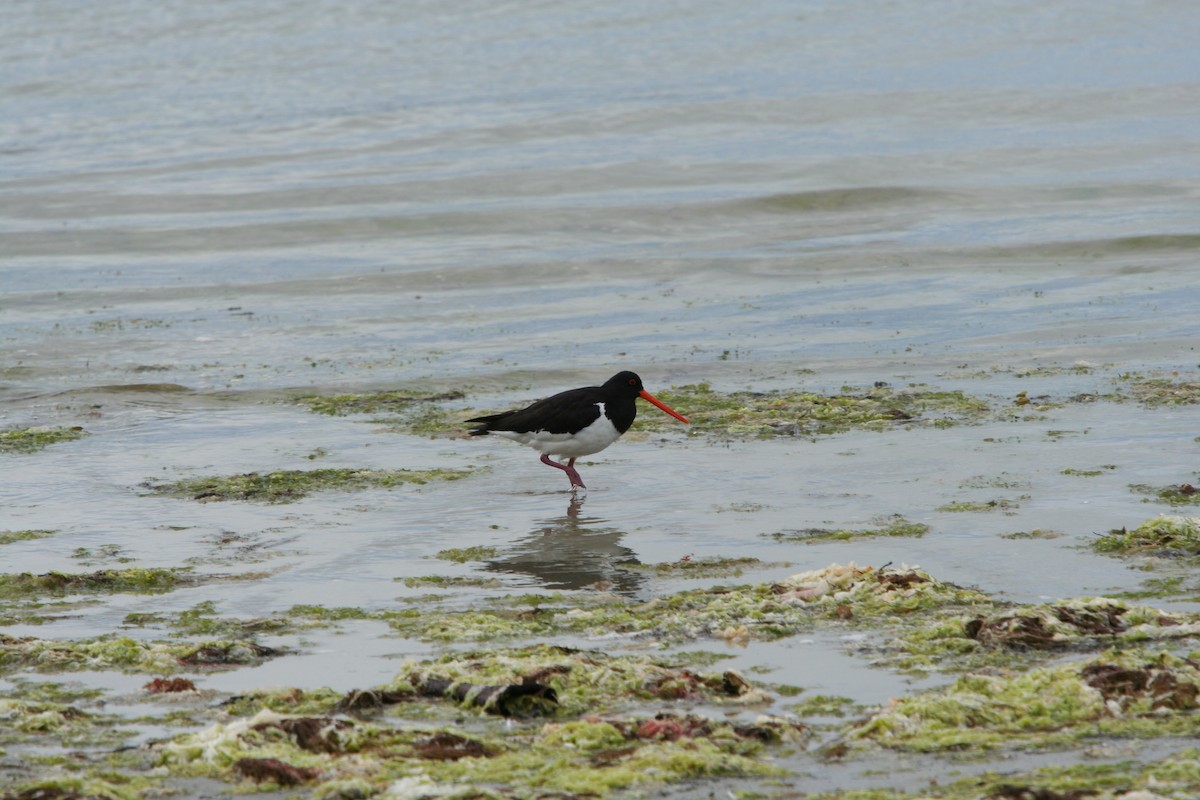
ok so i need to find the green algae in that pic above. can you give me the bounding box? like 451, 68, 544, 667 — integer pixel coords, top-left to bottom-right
893, 597, 1200, 674
0, 529, 56, 545
295, 387, 467, 439
714, 501, 768, 513
391, 644, 776, 716
426, 729, 786, 795
0, 595, 87, 627
790, 694, 862, 719
630, 555, 785, 578
1130, 482, 1200, 507
117, 604, 333, 642
948, 363, 1100, 384
961, 751, 1200, 800
0, 634, 282, 676
72, 544, 135, 565
161, 705, 788, 796
144, 466, 472, 503
1062, 465, 1117, 477
220, 687, 347, 718
1115, 374, 1200, 406
121, 611, 168, 627
0, 425, 87, 454
385, 401, 460, 437
649, 382, 989, 437
960, 472, 1031, 490
1092, 515, 1200, 556
849, 649, 1200, 753
1114, 575, 1198, 601
295, 389, 465, 416
169, 600, 296, 638
379, 563, 995, 646
999, 529, 1065, 540
77, 562, 1200, 709
936, 498, 1023, 513
160, 646, 796, 797
0, 567, 195, 599
768, 515, 929, 543
0, 697, 133, 750
18, 557, 1200, 798
819, 748, 1200, 800
1, 678, 105, 706
434, 545, 500, 563
285, 604, 375, 622
1, 774, 148, 800
400, 574, 504, 589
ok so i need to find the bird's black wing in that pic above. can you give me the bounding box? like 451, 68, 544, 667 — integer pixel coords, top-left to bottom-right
466, 386, 603, 435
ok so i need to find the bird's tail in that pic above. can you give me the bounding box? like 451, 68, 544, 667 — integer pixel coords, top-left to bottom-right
464, 412, 510, 436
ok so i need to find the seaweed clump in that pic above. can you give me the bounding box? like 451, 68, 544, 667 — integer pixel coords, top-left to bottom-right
377, 644, 774, 717
1092, 515, 1200, 557
161, 646, 802, 796
0, 529, 56, 546
649, 382, 989, 437
378, 562, 994, 646
964, 748, 1200, 800
0, 634, 281, 677
1129, 482, 1200, 507
769, 515, 929, 543
0, 567, 194, 599
850, 650, 1200, 752
163, 706, 792, 796
295, 388, 465, 416
0, 426, 86, 454
961, 598, 1200, 650
893, 594, 1200, 675
295, 388, 466, 438
1115, 374, 1200, 406
630, 555, 784, 578
143, 467, 471, 503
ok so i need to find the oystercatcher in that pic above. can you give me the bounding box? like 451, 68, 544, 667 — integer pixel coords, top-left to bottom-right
466, 371, 689, 490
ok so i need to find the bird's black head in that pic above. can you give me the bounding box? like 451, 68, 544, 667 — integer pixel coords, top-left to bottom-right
603, 370, 690, 424
604, 371, 645, 396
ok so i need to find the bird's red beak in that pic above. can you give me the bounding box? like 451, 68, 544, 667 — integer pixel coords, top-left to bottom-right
639, 390, 690, 424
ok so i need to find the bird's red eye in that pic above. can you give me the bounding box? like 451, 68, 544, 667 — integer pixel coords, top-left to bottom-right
628, 378, 637, 386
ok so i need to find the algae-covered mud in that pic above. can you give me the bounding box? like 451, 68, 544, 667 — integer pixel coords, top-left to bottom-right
5, 339, 1200, 799
7, 555, 1200, 797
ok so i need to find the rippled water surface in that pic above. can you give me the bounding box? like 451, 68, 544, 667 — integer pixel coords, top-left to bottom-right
3, 0, 1200, 795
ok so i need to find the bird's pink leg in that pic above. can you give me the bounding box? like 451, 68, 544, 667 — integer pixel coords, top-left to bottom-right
564, 458, 586, 489
540, 454, 587, 489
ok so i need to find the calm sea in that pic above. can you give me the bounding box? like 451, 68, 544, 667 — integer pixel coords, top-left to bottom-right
3, 1, 1197, 395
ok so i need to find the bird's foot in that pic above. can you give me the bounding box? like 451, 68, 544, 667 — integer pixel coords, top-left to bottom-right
541, 453, 588, 490
565, 458, 586, 490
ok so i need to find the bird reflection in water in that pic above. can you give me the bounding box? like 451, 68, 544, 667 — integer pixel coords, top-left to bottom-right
482, 495, 645, 595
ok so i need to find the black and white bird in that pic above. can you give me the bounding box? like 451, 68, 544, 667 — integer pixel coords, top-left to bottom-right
466, 371, 689, 490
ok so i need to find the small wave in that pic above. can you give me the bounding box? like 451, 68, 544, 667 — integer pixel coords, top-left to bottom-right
725, 186, 949, 214
982, 233, 1200, 259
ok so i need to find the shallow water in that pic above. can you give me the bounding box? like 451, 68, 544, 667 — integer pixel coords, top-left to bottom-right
3, 0, 1200, 795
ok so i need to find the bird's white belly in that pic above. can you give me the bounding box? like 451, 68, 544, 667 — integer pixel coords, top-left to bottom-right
494, 414, 622, 458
